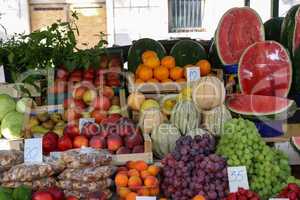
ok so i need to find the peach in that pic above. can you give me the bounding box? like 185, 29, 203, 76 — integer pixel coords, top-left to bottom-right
149, 187, 160, 196
127, 161, 136, 169
144, 176, 159, 187
125, 192, 137, 200
147, 165, 160, 176
128, 169, 140, 177
91, 109, 107, 124
137, 188, 150, 196
107, 134, 123, 151
128, 176, 142, 189
134, 160, 148, 172
115, 173, 128, 187
118, 187, 131, 199
140, 170, 151, 180
73, 135, 89, 148
73, 86, 87, 99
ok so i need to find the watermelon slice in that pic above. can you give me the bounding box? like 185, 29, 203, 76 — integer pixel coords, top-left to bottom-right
215, 7, 265, 65
238, 41, 292, 97
291, 136, 300, 152
281, 5, 300, 55
227, 94, 297, 120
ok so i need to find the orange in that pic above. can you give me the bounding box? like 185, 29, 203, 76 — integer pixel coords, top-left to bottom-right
161, 78, 172, 83
147, 78, 159, 83
159, 198, 168, 200
140, 170, 151, 179
137, 188, 150, 196
118, 187, 131, 198
115, 173, 129, 187
176, 78, 186, 83
142, 50, 157, 63
135, 78, 144, 84
128, 176, 143, 189
134, 160, 148, 171
154, 66, 169, 81
149, 187, 160, 196
170, 67, 184, 80
193, 195, 206, 200
147, 165, 160, 176
144, 176, 159, 187
144, 57, 160, 69
161, 56, 176, 69
196, 59, 211, 76
127, 161, 136, 169
128, 169, 140, 177
126, 192, 137, 200
135, 64, 145, 75
137, 66, 153, 81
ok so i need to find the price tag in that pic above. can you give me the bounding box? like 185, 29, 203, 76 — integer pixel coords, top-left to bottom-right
269, 199, 289, 200
186, 66, 201, 82
24, 138, 43, 163
137, 197, 156, 200
79, 118, 95, 133
227, 166, 249, 192
0, 65, 5, 83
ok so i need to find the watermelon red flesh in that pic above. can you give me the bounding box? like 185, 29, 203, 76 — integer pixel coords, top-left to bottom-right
216, 7, 265, 65
227, 94, 294, 116
238, 41, 292, 97
291, 137, 300, 151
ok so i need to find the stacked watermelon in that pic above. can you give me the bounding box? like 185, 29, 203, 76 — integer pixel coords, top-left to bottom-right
211, 7, 297, 121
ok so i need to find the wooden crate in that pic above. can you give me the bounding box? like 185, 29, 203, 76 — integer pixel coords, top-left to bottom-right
112, 133, 153, 165
126, 69, 223, 94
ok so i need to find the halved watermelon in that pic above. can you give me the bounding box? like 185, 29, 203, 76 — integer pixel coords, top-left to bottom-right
215, 7, 265, 65
227, 94, 297, 120
281, 5, 300, 55
238, 41, 292, 97
291, 136, 300, 152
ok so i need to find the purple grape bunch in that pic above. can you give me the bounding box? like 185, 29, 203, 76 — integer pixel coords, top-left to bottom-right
161, 134, 228, 200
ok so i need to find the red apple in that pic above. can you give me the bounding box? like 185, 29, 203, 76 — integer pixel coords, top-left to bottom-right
125, 132, 143, 149
64, 123, 80, 139
102, 114, 121, 125
63, 98, 74, 109
82, 122, 100, 138
56, 68, 69, 81
108, 57, 122, 68
116, 146, 131, 154
73, 86, 88, 99
66, 196, 78, 200
64, 109, 81, 121
99, 86, 114, 99
91, 96, 111, 111
43, 132, 59, 155
69, 75, 82, 83
94, 77, 106, 87
70, 69, 82, 77
32, 191, 54, 200
107, 79, 121, 87
132, 145, 144, 153
91, 110, 107, 124
46, 187, 65, 200
74, 99, 86, 111
73, 135, 89, 148
99, 56, 108, 69
84, 68, 94, 80
107, 134, 122, 151
89, 135, 106, 149
58, 135, 73, 151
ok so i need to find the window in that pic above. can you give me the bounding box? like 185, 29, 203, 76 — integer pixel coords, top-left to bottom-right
168, 0, 205, 33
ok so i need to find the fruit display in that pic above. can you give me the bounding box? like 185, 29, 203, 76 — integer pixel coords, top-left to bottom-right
238, 41, 292, 97
201, 105, 232, 136
226, 94, 297, 120
192, 76, 225, 111
161, 135, 228, 200
215, 7, 265, 65
217, 118, 297, 199
226, 188, 260, 200
276, 183, 300, 199
138, 108, 165, 134
151, 123, 181, 159
28, 112, 66, 137
170, 100, 200, 135
114, 160, 160, 199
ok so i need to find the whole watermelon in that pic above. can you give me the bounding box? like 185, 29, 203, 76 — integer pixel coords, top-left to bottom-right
0, 94, 16, 121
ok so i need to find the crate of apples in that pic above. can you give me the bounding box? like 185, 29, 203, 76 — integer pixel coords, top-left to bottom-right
115, 160, 161, 200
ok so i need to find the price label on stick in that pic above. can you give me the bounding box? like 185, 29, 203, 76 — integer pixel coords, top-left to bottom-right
24, 138, 43, 163
269, 199, 289, 200
137, 197, 156, 200
186, 66, 201, 82
79, 118, 95, 133
228, 166, 249, 192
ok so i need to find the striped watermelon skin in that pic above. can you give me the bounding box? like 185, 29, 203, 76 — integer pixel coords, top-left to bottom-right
281, 5, 300, 55
264, 17, 284, 42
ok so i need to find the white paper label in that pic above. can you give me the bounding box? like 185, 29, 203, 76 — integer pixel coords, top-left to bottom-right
24, 138, 43, 163
186, 66, 201, 82
269, 199, 289, 200
228, 166, 249, 192
79, 118, 95, 133
0, 65, 5, 83
136, 197, 156, 200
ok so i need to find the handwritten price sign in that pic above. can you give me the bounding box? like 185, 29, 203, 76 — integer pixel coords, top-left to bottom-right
137, 197, 156, 200
79, 118, 95, 133
227, 166, 249, 192
186, 67, 201, 82
24, 138, 43, 163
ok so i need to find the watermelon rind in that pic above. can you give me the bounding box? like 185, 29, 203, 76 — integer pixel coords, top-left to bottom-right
292, 47, 300, 93
264, 17, 284, 42
215, 7, 265, 65
238, 41, 293, 98
281, 5, 300, 55
226, 95, 297, 121
291, 136, 300, 153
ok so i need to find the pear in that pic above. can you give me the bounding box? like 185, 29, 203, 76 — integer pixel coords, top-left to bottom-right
31, 125, 49, 135
42, 120, 55, 129
53, 127, 64, 136
50, 113, 62, 123
55, 121, 66, 129
81, 112, 91, 118
36, 112, 49, 122
28, 116, 39, 129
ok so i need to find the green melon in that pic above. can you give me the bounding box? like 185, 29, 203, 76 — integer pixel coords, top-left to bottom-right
170, 100, 200, 135
151, 123, 181, 159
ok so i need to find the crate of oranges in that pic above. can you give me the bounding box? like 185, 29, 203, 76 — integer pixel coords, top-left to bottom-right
127, 50, 222, 94
115, 160, 161, 200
